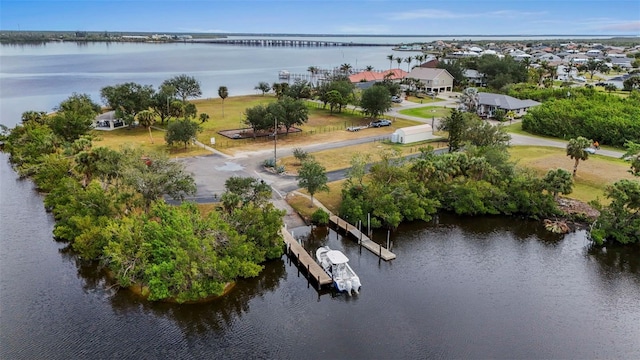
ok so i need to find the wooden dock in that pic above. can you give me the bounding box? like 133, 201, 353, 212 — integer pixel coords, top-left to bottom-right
281, 228, 332, 288
329, 215, 396, 261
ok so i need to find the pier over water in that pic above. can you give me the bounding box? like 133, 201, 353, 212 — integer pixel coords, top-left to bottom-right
187, 38, 396, 47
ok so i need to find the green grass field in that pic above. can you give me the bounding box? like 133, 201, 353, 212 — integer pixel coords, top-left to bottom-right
398, 106, 452, 119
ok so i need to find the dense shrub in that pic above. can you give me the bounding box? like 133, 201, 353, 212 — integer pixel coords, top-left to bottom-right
311, 208, 330, 225
522, 92, 640, 146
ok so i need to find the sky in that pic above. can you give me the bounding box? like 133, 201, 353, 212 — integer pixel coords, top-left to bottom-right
1, 0, 639, 36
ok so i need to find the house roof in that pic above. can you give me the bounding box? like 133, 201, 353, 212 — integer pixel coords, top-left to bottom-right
406, 67, 454, 81
419, 59, 440, 68
349, 69, 407, 83
464, 69, 483, 79
478, 93, 541, 110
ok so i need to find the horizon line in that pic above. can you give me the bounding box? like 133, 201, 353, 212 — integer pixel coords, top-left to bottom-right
1, 30, 639, 38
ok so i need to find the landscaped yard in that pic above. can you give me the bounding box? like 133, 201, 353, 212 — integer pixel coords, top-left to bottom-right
93, 95, 424, 157
509, 145, 635, 204
280, 138, 447, 173
398, 105, 452, 119
91, 126, 211, 157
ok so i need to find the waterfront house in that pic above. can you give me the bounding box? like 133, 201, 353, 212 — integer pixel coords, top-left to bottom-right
405, 68, 454, 93
348, 69, 407, 83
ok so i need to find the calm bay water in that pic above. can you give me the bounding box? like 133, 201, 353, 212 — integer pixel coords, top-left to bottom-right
1, 38, 640, 359
1, 40, 408, 127
1, 151, 639, 359
0, 34, 622, 127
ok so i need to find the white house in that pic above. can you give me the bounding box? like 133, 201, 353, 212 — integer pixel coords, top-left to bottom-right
391, 124, 434, 144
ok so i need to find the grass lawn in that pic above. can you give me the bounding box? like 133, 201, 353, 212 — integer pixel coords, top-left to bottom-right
92, 126, 211, 158
501, 121, 544, 137
399, 105, 452, 119
196, 96, 423, 156
280, 138, 447, 173
405, 95, 443, 104
95, 95, 426, 158
509, 145, 635, 203
289, 179, 347, 216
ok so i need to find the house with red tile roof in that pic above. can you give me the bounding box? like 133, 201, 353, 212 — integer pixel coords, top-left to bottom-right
348, 69, 407, 83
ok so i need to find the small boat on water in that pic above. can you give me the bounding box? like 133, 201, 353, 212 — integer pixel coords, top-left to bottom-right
278, 70, 290, 79
316, 246, 361, 295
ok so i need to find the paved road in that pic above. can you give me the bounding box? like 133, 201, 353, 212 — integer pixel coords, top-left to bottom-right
179, 96, 625, 227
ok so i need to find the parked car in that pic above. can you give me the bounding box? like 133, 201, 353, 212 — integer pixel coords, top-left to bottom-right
391, 96, 403, 103
369, 119, 392, 127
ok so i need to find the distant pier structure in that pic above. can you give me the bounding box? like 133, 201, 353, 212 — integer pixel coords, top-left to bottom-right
186, 38, 396, 47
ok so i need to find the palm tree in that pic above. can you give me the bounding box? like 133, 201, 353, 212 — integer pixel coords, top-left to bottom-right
395, 57, 402, 69
386, 54, 395, 70
564, 59, 576, 81
365, 65, 374, 71
404, 57, 413, 72
136, 110, 156, 144
542, 168, 573, 200
414, 54, 424, 66
307, 66, 319, 84
566, 136, 592, 176
218, 86, 229, 118
339, 63, 353, 75
459, 87, 479, 113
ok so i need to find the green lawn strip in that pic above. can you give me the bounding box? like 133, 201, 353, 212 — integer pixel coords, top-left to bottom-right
509, 145, 634, 204
398, 106, 451, 119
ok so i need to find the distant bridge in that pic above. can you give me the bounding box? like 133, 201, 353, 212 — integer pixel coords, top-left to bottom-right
185, 38, 396, 47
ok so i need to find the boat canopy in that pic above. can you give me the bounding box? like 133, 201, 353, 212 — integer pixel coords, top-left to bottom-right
326, 250, 349, 264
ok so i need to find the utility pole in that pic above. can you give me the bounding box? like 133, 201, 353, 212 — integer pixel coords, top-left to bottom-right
274, 117, 278, 165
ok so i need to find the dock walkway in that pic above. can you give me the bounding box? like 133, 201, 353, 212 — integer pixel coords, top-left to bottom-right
282, 227, 332, 288
329, 215, 396, 261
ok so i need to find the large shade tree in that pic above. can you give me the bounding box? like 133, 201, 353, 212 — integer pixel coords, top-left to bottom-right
275, 96, 309, 134
297, 158, 329, 207
360, 85, 392, 119
100, 82, 155, 125
254, 81, 271, 96
50, 93, 101, 142
165, 118, 201, 149
150, 85, 179, 124
162, 74, 202, 103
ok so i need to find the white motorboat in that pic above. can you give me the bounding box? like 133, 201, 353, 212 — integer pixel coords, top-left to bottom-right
316, 246, 361, 295
278, 70, 290, 79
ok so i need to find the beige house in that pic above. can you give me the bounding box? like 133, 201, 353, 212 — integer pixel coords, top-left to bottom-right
406, 68, 454, 93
